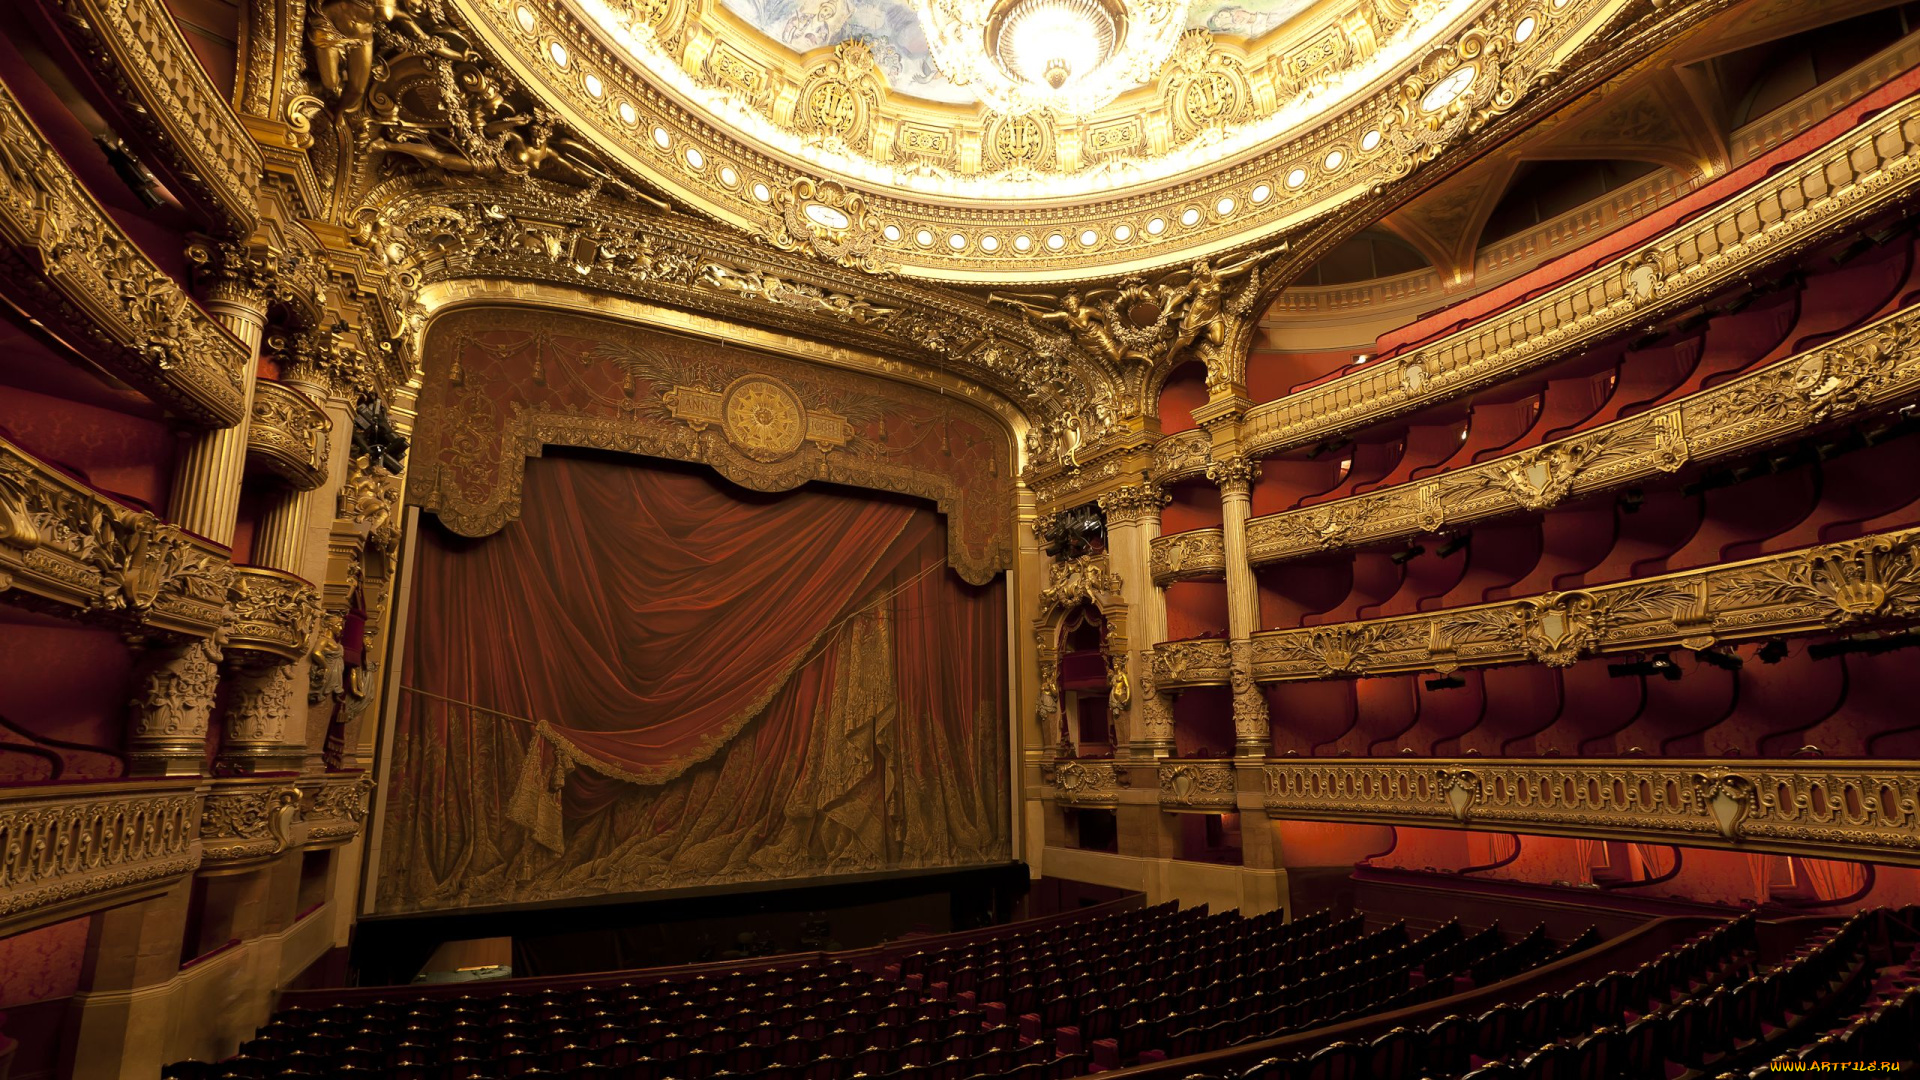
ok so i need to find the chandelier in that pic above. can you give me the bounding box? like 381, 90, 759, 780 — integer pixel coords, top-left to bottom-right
911, 0, 1194, 116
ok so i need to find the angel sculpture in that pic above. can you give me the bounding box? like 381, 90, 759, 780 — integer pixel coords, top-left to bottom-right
988, 290, 1152, 368
1158, 240, 1291, 359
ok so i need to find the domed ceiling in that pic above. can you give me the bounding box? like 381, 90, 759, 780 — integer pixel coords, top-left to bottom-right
462, 0, 1629, 281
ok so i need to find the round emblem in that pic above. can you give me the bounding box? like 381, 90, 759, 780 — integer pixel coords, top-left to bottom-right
721, 376, 808, 462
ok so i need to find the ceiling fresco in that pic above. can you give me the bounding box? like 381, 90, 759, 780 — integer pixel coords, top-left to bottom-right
715, 0, 1326, 104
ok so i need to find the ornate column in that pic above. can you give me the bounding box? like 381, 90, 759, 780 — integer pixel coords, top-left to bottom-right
1207, 453, 1268, 756
1099, 481, 1174, 759
222, 344, 337, 774
167, 241, 272, 545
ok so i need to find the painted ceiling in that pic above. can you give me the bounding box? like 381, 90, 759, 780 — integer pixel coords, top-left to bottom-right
714, 0, 1324, 104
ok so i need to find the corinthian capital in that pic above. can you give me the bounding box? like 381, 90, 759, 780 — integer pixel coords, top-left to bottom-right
1206, 454, 1261, 496
184, 238, 299, 315
1097, 482, 1170, 525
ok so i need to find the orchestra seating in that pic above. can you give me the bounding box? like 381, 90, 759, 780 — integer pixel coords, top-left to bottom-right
162, 903, 1918, 1080
158, 901, 1585, 1080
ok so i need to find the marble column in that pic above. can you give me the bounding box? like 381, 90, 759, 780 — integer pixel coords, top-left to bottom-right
1207, 454, 1268, 757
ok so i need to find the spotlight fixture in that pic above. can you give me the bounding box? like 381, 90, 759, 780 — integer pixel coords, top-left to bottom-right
1608, 653, 1682, 681
1425, 675, 1465, 691
1352, 353, 1374, 366
1694, 647, 1743, 671
1618, 487, 1644, 514
1435, 533, 1470, 558
1388, 544, 1425, 565
96, 135, 166, 209
1756, 639, 1789, 664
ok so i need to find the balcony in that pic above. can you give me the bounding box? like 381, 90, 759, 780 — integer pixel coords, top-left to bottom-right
0, 435, 230, 639
41, 0, 262, 236
1150, 528, 1226, 585
1261, 757, 1920, 867
0, 779, 201, 936
1158, 760, 1238, 811
249, 380, 333, 490
0, 81, 249, 427
226, 566, 323, 663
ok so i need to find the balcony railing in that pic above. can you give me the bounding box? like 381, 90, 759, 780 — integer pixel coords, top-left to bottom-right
1152, 526, 1920, 686
1158, 760, 1238, 810
1230, 93, 1920, 463
1242, 304, 1920, 565
0, 435, 231, 639
43, 0, 262, 236
0, 779, 201, 936
248, 380, 333, 490
226, 566, 323, 663
0, 81, 248, 427
1261, 758, 1920, 866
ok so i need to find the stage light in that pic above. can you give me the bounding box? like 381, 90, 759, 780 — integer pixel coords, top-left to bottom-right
1618, 487, 1644, 514
1436, 533, 1470, 558
1425, 675, 1465, 691
1757, 640, 1789, 664
1388, 544, 1424, 565
1608, 653, 1681, 681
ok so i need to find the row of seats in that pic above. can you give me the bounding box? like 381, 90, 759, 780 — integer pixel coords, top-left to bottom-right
1179, 907, 1920, 1080
162, 903, 1587, 1080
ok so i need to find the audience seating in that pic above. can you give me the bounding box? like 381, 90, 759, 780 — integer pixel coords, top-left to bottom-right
160, 902, 1582, 1080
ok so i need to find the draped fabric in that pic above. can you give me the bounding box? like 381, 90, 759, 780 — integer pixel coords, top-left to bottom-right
378, 452, 1009, 912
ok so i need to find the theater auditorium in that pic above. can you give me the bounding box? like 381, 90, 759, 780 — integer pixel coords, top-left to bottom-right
0, 0, 1917, 1075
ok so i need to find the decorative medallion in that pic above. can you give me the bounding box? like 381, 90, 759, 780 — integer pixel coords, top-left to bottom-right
721, 376, 809, 462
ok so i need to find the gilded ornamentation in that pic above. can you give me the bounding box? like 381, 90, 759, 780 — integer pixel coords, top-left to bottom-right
45, 0, 262, 235
338, 455, 405, 554
300, 775, 377, 844
1150, 528, 1227, 583
1265, 624, 1408, 679
1152, 430, 1214, 482
1260, 759, 1920, 866
1714, 535, 1920, 625
0, 783, 201, 935
1052, 760, 1121, 806
1152, 638, 1231, 685
1212, 532, 1920, 687
1159, 760, 1237, 809
1039, 555, 1123, 615
1135, 666, 1175, 748
698, 263, 897, 326
374, 189, 1106, 471
1206, 454, 1260, 497
1096, 483, 1169, 526
247, 380, 334, 491
200, 784, 304, 862
760, 178, 890, 275
1230, 638, 1269, 748
466, 0, 1702, 279
227, 567, 325, 664
1239, 306, 1920, 566
127, 640, 222, 772
719, 376, 809, 462
223, 664, 300, 757
411, 309, 1017, 583
0, 438, 229, 639
0, 83, 248, 427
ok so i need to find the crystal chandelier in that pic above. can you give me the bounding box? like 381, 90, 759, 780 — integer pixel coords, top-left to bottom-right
911, 0, 1194, 116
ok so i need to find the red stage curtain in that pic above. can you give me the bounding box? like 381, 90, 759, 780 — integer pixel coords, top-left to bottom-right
384, 452, 1008, 906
